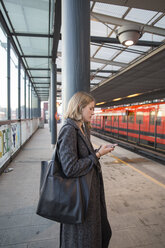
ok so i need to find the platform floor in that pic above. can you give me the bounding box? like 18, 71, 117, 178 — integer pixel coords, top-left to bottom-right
0, 124, 165, 248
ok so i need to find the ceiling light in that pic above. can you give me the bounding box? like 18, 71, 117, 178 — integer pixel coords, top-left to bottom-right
113, 98, 122, 101
126, 93, 141, 98
96, 102, 106, 105
116, 25, 143, 46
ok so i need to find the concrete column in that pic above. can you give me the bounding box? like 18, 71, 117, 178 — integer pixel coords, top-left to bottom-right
62, 0, 90, 113
51, 62, 57, 146
18, 59, 21, 119
24, 72, 26, 118
48, 89, 51, 131
28, 81, 30, 119
7, 36, 11, 120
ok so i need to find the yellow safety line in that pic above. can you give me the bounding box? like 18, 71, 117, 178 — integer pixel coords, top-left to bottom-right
111, 154, 165, 189
93, 143, 165, 189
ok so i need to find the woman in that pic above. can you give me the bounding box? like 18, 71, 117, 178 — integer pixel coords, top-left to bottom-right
57, 91, 113, 248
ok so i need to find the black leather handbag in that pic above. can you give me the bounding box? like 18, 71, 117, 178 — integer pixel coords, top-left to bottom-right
36, 145, 94, 224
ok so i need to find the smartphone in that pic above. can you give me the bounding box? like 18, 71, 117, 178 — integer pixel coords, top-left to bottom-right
106, 144, 118, 148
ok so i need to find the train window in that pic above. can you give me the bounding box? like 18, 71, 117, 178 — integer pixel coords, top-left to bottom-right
136, 112, 143, 124
96, 116, 101, 122
122, 115, 127, 123
107, 116, 112, 121
128, 112, 134, 123
113, 116, 118, 122
157, 111, 162, 126
149, 111, 155, 125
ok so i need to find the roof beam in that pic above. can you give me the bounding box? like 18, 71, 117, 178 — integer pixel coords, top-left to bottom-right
27, 68, 50, 70
33, 82, 50, 85
11, 32, 53, 38
91, 12, 165, 36
91, 75, 108, 80
12, 32, 162, 47
21, 55, 52, 58
30, 77, 50, 78
91, 36, 162, 47
91, 69, 117, 73
28, 68, 117, 73
91, 57, 127, 67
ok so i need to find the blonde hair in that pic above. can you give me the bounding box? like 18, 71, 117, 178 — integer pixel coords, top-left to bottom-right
64, 91, 95, 121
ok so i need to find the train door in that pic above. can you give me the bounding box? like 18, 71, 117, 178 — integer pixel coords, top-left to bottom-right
113, 115, 118, 138
104, 116, 111, 134
149, 110, 156, 147
136, 111, 147, 146
156, 108, 164, 151
127, 111, 135, 142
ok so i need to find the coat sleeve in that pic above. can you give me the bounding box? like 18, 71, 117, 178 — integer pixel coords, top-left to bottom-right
57, 125, 98, 177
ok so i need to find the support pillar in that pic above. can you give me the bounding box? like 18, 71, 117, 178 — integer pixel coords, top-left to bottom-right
7, 36, 11, 120
51, 63, 57, 146
18, 59, 21, 119
24, 72, 26, 118
28, 81, 30, 119
62, 0, 90, 113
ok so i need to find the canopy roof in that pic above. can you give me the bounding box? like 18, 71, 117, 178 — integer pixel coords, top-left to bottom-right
0, 0, 165, 105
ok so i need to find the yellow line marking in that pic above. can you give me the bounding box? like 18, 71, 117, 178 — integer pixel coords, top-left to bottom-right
92, 142, 165, 189
111, 154, 165, 189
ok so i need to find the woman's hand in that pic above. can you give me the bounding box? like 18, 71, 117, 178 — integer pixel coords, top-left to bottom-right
96, 145, 114, 158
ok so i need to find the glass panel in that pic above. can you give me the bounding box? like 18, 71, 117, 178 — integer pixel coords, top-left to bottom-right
4, 0, 49, 33
34, 83, 49, 87
10, 46, 18, 120
93, 3, 128, 18
91, 21, 109, 37
114, 51, 140, 63
90, 79, 101, 85
147, 12, 163, 25
32, 91, 38, 117
90, 45, 99, 57
17, 37, 49, 56
26, 78, 29, 118
32, 78, 50, 83
90, 62, 104, 70
30, 70, 49, 77
140, 32, 165, 42
25, 58, 49, 68
154, 16, 165, 29
125, 8, 158, 24
94, 46, 118, 60
21, 66, 25, 119
104, 64, 121, 71
96, 72, 111, 77
0, 26, 7, 120
129, 45, 150, 53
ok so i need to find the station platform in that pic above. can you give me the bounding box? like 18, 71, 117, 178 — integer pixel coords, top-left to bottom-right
0, 124, 165, 248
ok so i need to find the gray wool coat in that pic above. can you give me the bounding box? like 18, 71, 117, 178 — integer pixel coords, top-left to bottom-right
57, 118, 112, 248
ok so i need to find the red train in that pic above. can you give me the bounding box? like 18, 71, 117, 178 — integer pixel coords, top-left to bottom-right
91, 102, 165, 152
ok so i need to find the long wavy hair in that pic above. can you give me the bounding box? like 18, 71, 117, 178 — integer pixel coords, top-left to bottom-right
64, 91, 95, 124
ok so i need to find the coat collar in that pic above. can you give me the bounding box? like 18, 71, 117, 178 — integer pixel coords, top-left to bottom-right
64, 118, 95, 155
64, 118, 79, 130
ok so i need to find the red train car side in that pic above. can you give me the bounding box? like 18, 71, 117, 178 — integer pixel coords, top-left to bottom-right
91, 102, 165, 152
